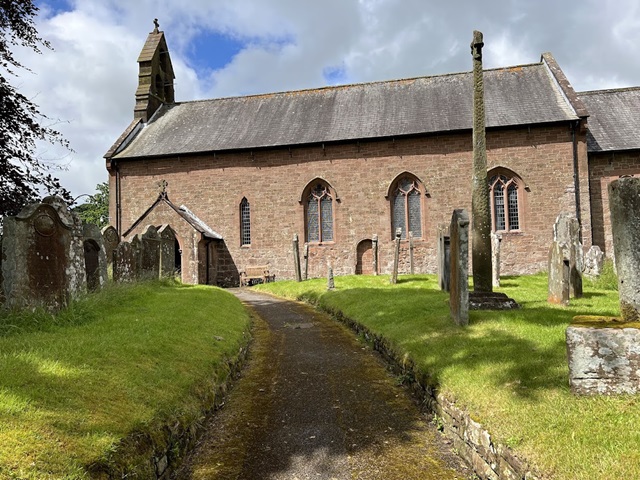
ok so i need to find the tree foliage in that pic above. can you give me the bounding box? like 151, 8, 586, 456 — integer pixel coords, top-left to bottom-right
0, 0, 72, 217
74, 182, 109, 228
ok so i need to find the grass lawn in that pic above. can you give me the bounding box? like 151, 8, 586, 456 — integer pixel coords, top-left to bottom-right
255, 273, 639, 480
0, 281, 250, 479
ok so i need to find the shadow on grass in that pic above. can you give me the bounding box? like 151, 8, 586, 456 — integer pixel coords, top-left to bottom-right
292, 282, 613, 401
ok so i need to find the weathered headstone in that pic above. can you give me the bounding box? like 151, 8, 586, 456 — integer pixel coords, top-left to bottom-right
293, 234, 302, 282
101, 225, 120, 272
140, 226, 161, 280
372, 234, 378, 276
449, 209, 470, 326
0, 236, 4, 303
327, 262, 335, 290
437, 224, 451, 292
470, 30, 492, 293
114, 240, 135, 282
609, 177, 640, 321
553, 213, 583, 298
130, 235, 143, 281
158, 225, 177, 278
583, 245, 604, 278
2, 196, 86, 311
390, 228, 401, 284
82, 223, 108, 291
548, 241, 570, 305
491, 232, 501, 288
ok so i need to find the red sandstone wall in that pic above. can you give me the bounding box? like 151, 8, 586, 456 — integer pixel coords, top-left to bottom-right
588, 151, 640, 257
109, 124, 587, 284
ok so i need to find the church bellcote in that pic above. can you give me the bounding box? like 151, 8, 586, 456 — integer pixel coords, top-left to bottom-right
134, 19, 175, 122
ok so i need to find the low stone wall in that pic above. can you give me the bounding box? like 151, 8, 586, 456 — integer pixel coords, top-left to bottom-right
87, 343, 250, 479
325, 307, 541, 480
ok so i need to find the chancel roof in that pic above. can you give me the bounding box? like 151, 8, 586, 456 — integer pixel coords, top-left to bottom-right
109, 55, 582, 160
578, 88, 640, 153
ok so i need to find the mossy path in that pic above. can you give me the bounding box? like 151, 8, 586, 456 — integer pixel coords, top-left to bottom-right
174, 290, 470, 479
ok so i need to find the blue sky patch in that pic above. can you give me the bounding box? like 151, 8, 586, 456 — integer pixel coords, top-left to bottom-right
323, 64, 349, 85
188, 30, 248, 72
35, 0, 73, 16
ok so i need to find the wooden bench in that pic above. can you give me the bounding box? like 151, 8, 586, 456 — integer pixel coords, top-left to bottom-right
240, 265, 275, 286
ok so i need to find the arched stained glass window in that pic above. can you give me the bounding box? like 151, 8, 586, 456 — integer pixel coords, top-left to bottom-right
489, 172, 522, 232
391, 176, 423, 239
240, 197, 251, 246
306, 183, 334, 243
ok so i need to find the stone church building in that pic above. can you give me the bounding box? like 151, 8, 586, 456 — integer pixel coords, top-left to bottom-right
105, 26, 640, 286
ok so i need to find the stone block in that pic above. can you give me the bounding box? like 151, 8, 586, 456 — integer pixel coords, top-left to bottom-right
158, 225, 177, 278
583, 245, 604, 278
101, 225, 120, 271
83, 224, 108, 291
437, 224, 450, 292
552, 213, 583, 298
548, 241, 570, 305
567, 323, 640, 395
140, 225, 161, 280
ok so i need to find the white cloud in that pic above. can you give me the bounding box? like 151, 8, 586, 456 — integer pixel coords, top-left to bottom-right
11, 0, 639, 199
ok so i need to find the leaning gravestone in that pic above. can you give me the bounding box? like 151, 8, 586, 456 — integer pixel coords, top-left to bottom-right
158, 225, 177, 278
566, 177, 640, 395
553, 213, 583, 298
82, 224, 108, 291
2, 196, 86, 311
140, 226, 161, 280
101, 225, 120, 272
449, 209, 470, 326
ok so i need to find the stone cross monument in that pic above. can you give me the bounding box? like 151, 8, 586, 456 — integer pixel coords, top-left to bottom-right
470, 30, 493, 293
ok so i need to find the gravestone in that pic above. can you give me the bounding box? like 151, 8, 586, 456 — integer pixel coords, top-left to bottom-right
2, 196, 86, 311
553, 213, 583, 298
101, 225, 120, 272
390, 228, 401, 284
583, 245, 604, 278
491, 232, 501, 288
449, 209, 470, 326
327, 262, 335, 290
303, 242, 309, 280
609, 177, 640, 321
548, 241, 570, 305
140, 226, 161, 280
130, 235, 143, 281
0, 236, 4, 303
409, 232, 415, 275
82, 223, 108, 291
437, 224, 451, 292
113, 240, 135, 282
158, 225, 177, 278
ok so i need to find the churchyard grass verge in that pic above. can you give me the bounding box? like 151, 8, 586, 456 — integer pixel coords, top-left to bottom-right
0, 280, 251, 479
255, 273, 639, 480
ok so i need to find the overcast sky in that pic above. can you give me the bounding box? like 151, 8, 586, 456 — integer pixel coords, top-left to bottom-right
14, 0, 640, 201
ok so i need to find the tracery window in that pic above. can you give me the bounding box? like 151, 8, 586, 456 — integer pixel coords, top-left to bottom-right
489, 170, 522, 232
306, 182, 334, 243
240, 197, 251, 246
391, 176, 423, 239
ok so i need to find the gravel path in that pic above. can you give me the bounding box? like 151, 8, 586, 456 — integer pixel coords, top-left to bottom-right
173, 289, 471, 480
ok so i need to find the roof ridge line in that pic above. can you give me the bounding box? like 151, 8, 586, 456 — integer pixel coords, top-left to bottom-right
579, 86, 640, 95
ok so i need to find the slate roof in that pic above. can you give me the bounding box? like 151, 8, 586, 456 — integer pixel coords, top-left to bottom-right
110, 56, 581, 160
578, 88, 640, 152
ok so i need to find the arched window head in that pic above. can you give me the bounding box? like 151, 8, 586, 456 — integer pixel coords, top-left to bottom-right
240, 197, 251, 246
488, 169, 523, 232
306, 182, 334, 243
391, 175, 424, 239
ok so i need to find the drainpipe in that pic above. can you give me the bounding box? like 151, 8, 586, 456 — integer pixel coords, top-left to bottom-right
110, 159, 122, 237
571, 121, 582, 241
